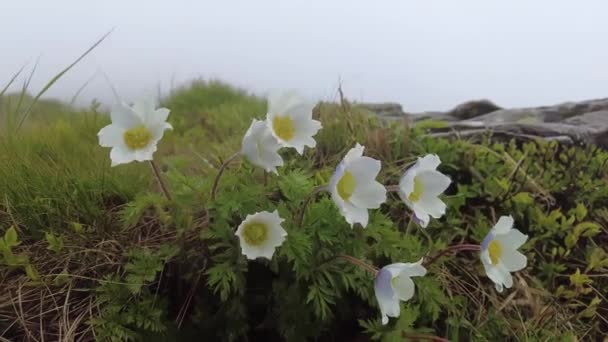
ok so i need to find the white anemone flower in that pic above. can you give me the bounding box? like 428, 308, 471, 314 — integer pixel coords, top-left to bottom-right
266, 91, 321, 154
374, 259, 427, 325
480, 216, 528, 292
235, 210, 287, 260
241, 119, 284, 174
329, 144, 387, 228
398, 154, 451, 228
98, 100, 172, 166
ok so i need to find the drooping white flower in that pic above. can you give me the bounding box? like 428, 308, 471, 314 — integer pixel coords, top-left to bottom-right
98, 100, 172, 166
241, 119, 284, 174
398, 154, 451, 228
480, 215, 528, 292
374, 259, 427, 325
266, 91, 321, 154
235, 210, 287, 260
329, 144, 387, 228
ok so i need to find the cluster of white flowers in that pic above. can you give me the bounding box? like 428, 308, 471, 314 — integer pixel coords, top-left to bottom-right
97, 92, 529, 327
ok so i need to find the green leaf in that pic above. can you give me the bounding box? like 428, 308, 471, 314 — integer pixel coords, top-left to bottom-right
45, 232, 64, 253
574, 203, 587, 221
4, 226, 19, 247
25, 264, 39, 281
512, 192, 533, 205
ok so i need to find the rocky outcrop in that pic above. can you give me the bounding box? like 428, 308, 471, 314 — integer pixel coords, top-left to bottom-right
447, 99, 502, 119
363, 98, 608, 149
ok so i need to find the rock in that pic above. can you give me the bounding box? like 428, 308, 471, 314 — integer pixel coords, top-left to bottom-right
447, 99, 501, 119
563, 110, 608, 147
362, 97, 608, 149
471, 98, 608, 124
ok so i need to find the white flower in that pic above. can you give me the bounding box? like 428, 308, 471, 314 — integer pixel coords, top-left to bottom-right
98, 100, 172, 166
480, 215, 528, 292
374, 259, 427, 325
266, 91, 321, 154
329, 144, 387, 228
241, 119, 284, 174
235, 210, 287, 260
398, 154, 451, 228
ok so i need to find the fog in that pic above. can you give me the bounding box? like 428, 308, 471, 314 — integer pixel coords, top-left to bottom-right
1, 0, 607, 111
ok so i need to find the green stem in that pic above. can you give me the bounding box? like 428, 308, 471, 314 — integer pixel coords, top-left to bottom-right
149, 160, 172, 201
210, 152, 240, 201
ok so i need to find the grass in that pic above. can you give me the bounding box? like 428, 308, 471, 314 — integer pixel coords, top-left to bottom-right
0, 80, 606, 341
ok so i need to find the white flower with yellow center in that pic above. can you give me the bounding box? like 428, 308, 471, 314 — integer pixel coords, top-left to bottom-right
241, 119, 284, 174
235, 210, 287, 260
398, 154, 451, 228
98, 100, 172, 166
329, 144, 387, 228
266, 91, 321, 154
480, 215, 528, 292
374, 259, 427, 325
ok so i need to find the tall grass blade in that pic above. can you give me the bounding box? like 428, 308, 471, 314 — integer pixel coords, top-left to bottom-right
0, 64, 27, 98
15, 28, 114, 132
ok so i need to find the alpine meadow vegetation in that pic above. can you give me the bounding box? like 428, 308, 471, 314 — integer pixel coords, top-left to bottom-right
0, 80, 607, 341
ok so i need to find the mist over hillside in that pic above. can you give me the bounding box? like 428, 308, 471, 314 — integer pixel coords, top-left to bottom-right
2, 0, 608, 112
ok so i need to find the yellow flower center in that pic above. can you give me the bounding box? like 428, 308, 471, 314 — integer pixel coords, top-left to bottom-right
488, 240, 503, 265
337, 171, 356, 200
391, 276, 399, 288
123, 125, 152, 150
242, 222, 268, 246
272, 115, 295, 141
408, 177, 424, 202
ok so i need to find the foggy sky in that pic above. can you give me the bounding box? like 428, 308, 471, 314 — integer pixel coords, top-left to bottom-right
1, 0, 607, 112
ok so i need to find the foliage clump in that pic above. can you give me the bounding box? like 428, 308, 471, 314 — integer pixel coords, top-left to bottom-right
0, 81, 607, 341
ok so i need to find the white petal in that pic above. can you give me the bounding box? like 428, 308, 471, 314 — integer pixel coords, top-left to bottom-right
349, 157, 381, 182
131, 99, 156, 122
133, 143, 157, 162
417, 196, 447, 218
241, 120, 284, 173
416, 170, 451, 197
109, 146, 135, 166
398, 169, 416, 203
110, 102, 141, 128
350, 181, 386, 209
288, 102, 316, 120
329, 163, 347, 198
149, 122, 173, 142
492, 216, 514, 235
416, 154, 441, 171
268, 91, 302, 115
340, 200, 369, 228
392, 274, 415, 301
374, 267, 400, 325
151, 107, 171, 124
98, 124, 125, 148
411, 204, 430, 228
501, 250, 527, 272
288, 134, 317, 155
343, 143, 365, 164
384, 260, 427, 278
481, 256, 514, 292
496, 228, 528, 250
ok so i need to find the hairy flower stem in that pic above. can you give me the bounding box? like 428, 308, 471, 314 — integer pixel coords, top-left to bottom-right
297, 185, 329, 227
336, 255, 378, 275
385, 184, 401, 193
149, 160, 172, 201
210, 152, 241, 201
423, 244, 481, 267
